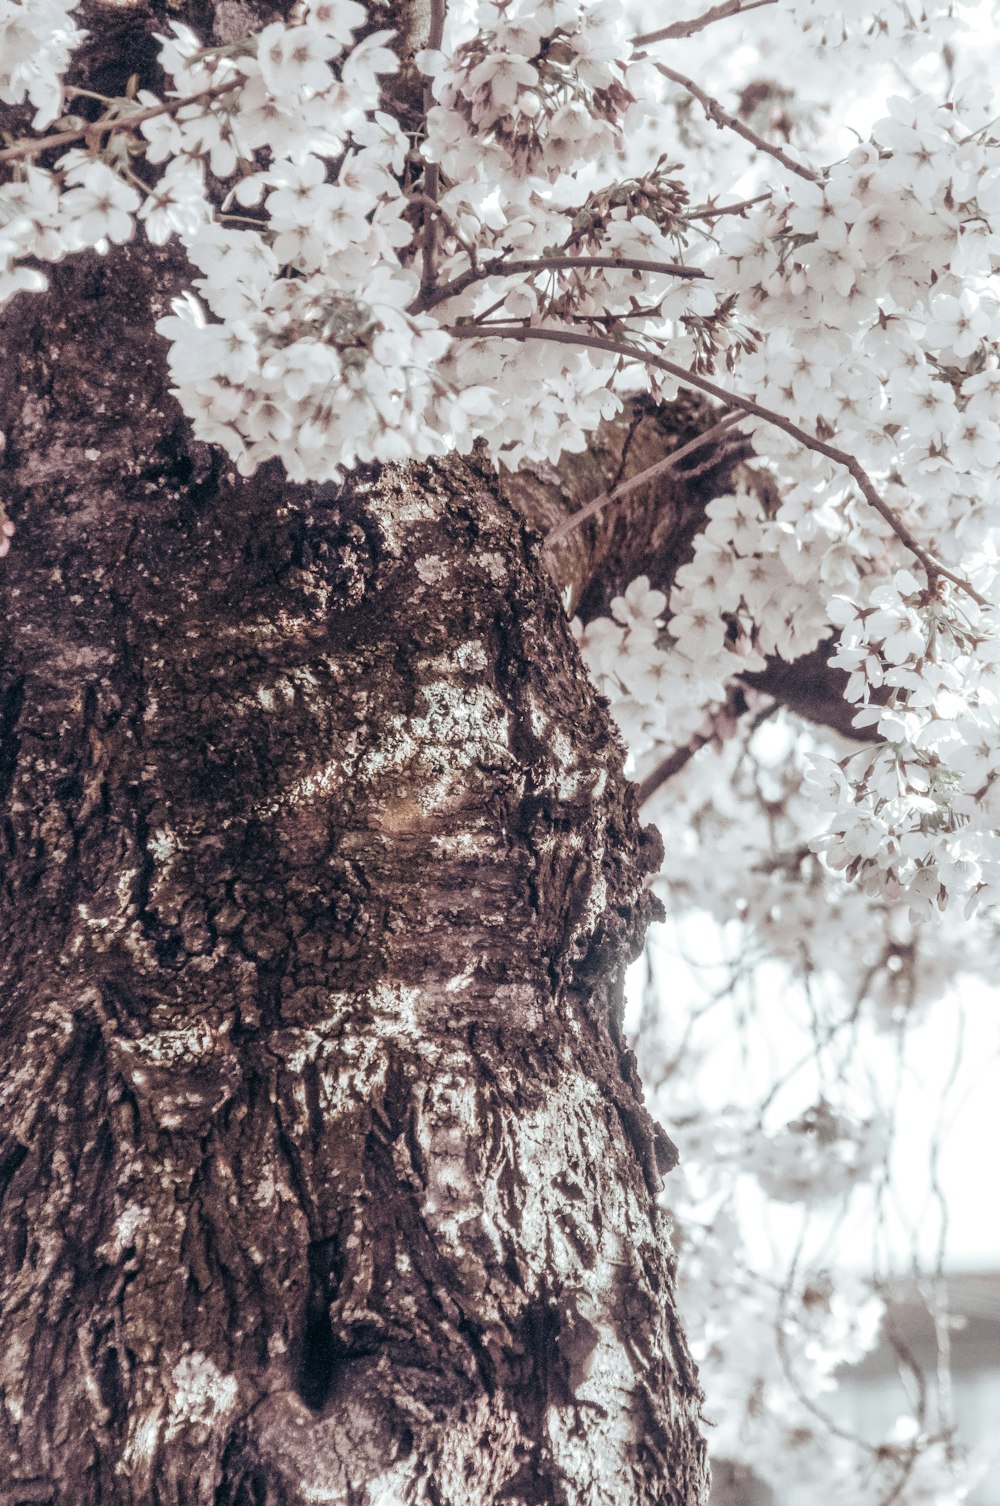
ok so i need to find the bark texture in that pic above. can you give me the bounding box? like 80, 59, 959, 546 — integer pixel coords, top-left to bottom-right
0, 235, 707, 1503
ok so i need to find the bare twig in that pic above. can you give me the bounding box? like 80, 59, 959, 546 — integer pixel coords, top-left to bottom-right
442, 323, 987, 605
414, 253, 709, 313
634, 0, 777, 48
684, 192, 772, 221
0, 83, 236, 168
544, 411, 744, 550
656, 63, 818, 183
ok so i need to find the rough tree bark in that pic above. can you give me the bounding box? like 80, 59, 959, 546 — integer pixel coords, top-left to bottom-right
1, 249, 715, 1497
0, 7, 861, 1502
0, 231, 715, 1506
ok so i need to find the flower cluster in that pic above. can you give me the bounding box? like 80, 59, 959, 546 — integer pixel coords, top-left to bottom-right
574, 479, 847, 762
753, 1100, 891, 1204
0, 0, 84, 127
810, 572, 1000, 915
141, 10, 467, 481
420, 0, 636, 181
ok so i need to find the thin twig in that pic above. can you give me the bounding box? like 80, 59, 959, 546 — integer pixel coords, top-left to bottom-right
0, 83, 235, 168
684, 192, 772, 221
545, 411, 744, 550
442, 322, 987, 605
634, 0, 777, 48
656, 63, 818, 183
415, 253, 709, 313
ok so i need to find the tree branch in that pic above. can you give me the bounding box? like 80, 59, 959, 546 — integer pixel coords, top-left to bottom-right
0, 84, 235, 167
443, 322, 988, 606
637, 737, 711, 806
415, 253, 709, 313
655, 63, 818, 182
491, 395, 889, 750
634, 0, 778, 48
684, 192, 772, 221
543, 412, 744, 551
420, 0, 448, 296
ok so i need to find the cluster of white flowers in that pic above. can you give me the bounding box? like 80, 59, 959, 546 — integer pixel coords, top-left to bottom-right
420, 0, 636, 181
677, 1225, 890, 1493
805, 573, 1000, 915
0, 0, 83, 128
752, 1099, 891, 1204
574, 478, 849, 761
0, 4, 483, 478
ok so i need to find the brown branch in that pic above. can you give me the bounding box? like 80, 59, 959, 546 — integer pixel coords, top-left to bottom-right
420, 0, 448, 297
684, 192, 772, 221
634, 0, 778, 48
637, 737, 711, 806
414, 253, 709, 313
0, 84, 236, 168
442, 323, 988, 605
655, 63, 818, 183
544, 412, 744, 551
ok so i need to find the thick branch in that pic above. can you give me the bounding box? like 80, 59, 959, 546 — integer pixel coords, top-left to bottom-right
449, 323, 987, 606
415, 254, 708, 314
495, 398, 883, 750
0, 83, 235, 167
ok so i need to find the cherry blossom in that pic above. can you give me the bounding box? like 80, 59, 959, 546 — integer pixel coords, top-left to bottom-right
3, 1, 1000, 1497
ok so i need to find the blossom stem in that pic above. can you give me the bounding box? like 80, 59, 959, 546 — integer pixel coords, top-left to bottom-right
443, 322, 988, 605
0, 83, 236, 168
684, 192, 772, 221
415, 254, 709, 313
655, 64, 818, 183
634, 0, 778, 48
544, 412, 745, 550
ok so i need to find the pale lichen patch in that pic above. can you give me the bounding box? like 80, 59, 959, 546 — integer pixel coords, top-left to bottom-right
150, 828, 178, 862
118, 1018, 219, 1068
164, 1352, 238, 1441
455, 640, 488, 673
359, 680, 510, 804
99, 1203, 151, 1262
414, 553, 446, 585
477, 550, 508, 583
251, 758, 343, 821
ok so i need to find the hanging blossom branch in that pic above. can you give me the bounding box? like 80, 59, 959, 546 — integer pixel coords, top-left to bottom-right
415, 254, 710, 313
0, 83, 236, 168
442, 323, 989, 606
634, 0, 778, 49
544, 411, 745, 550
655, 63, 819, 184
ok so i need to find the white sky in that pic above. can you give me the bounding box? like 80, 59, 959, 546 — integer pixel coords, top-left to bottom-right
626, 929, 1000, 1273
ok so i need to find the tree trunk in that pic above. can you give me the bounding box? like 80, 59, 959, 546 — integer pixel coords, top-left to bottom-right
0, 233, 707, 1503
